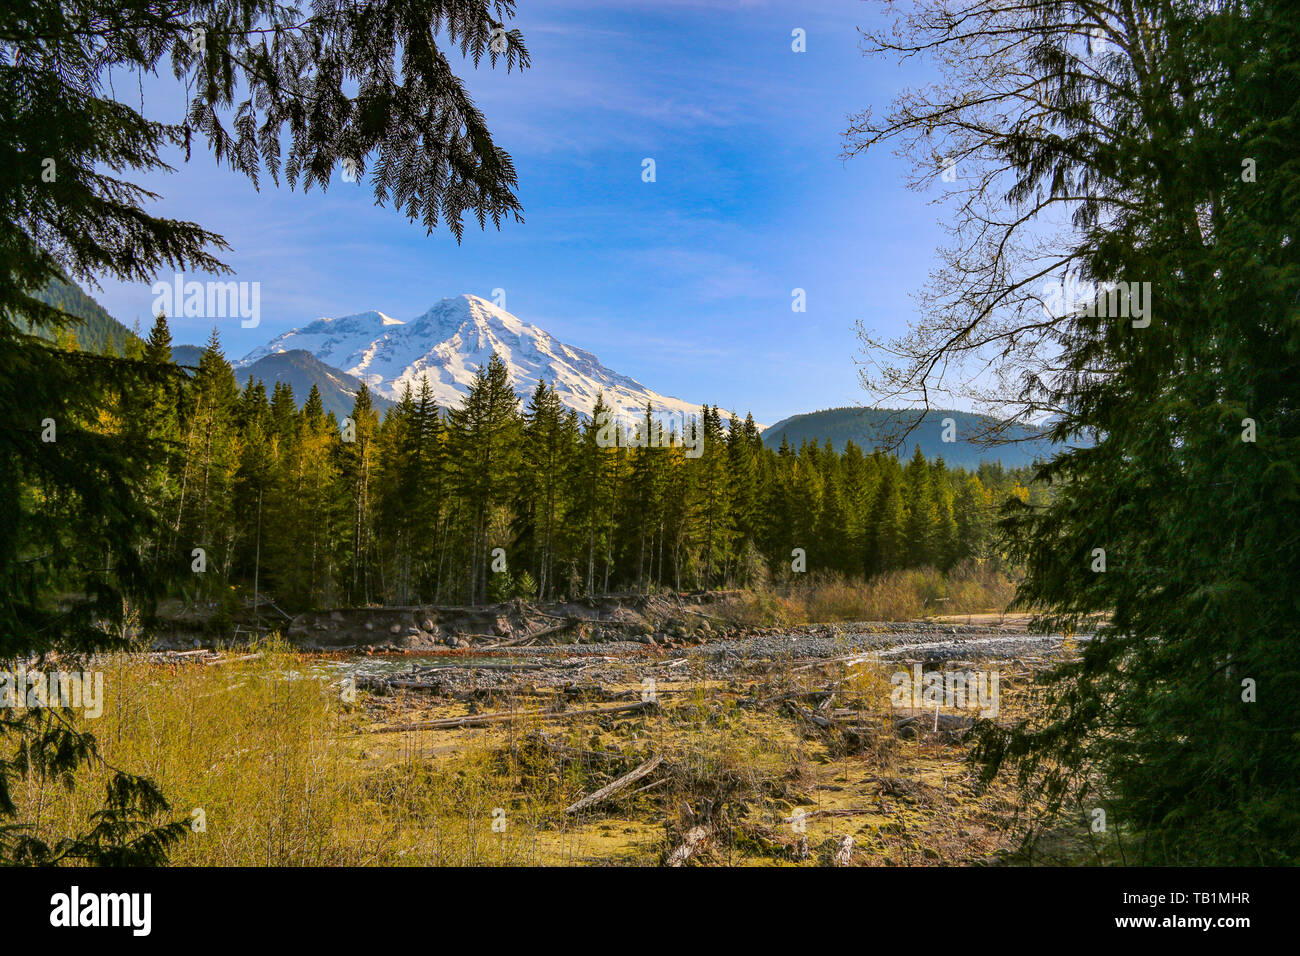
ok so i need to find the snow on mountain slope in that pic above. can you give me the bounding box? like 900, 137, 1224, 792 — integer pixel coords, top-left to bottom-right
239, 295, 707, 419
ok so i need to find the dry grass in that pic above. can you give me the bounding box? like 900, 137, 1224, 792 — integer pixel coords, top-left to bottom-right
719, 561, 1018, 627
9, 628, 1069, 867
11, 640, 555, 865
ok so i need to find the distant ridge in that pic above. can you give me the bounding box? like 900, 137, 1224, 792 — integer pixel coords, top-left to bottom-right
170, 344, 204, 370
761, 407, 1056, 469
234, 349, 392, 419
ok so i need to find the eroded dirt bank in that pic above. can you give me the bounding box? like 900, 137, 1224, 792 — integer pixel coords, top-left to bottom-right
154, 591, 746, 651
154, 591, 1075, 660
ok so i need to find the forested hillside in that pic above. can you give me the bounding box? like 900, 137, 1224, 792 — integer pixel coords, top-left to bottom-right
762, 407, 1057, 468
21, 276, 138, 354
124, 315, 1037, 614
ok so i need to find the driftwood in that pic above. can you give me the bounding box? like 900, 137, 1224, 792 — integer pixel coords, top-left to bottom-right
666, 826, 711, 866
419, 660, 547, 672
831, 707, 868, 720
202, 653, 262, 666
833, 834, 854, 867
781, 808, 875, 823
781, 696, 973, 740
609, 687, 704, 701
145, 649, 213, 662
892, 712, 974, 738
789, 654, 874, 674
381, 679, 447, 692
482, 621, 576, 648
564, 754, 665, 814
528, 608, 578, 623
523, 621, 575, 641
368, 699, 658, 733
748, 685, 842, 709
519, 607, 654, 632
261, 599, 294, 622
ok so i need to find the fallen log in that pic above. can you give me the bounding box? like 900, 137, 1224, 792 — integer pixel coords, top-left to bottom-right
610, 687, 709, 701
482, 621, 576, 648
892, 712, 974, 738
564, 754, 665, 814
420, 661, 547, 672
368, 699, 658, 733
627, 778, 668, 798
528, 608, 581, 622
383, 679, 448, 692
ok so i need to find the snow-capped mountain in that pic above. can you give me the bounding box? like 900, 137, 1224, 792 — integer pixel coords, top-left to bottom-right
239, 295, 707, 418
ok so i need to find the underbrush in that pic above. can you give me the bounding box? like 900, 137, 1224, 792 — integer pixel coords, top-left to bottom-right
8, 641, 550, 865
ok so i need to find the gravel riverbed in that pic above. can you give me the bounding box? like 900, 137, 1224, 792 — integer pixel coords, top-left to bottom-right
337, 620, 1088, 692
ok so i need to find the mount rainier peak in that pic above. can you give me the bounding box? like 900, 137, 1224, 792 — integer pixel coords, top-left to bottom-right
239, 295, 707, 418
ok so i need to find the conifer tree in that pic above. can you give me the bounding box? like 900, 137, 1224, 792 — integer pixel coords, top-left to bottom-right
269, 381, 298, 444
176, 330, 240, 596
866, 463, 907, 574
233, 377, 275, 618
338, 384, 380, 604
132, 312, 185, 582
572, 393, 616, 595
726, 413, 762, 584
374, 384, 418, 603
517, 381, 568, 599
625, 404, 669, 591
930, 462, 961, 571
267, 385, 342, 608
445, 355, 522, 603
695, 406, 733, 588
788, 443, 824, 573
952, 474, 990, 565
409, 378, 445, 601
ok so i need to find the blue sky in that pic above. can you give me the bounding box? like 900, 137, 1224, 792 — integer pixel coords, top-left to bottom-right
91, 0, 946, 424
